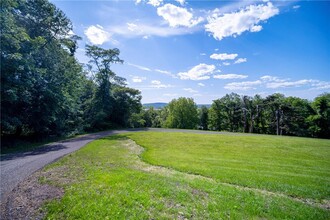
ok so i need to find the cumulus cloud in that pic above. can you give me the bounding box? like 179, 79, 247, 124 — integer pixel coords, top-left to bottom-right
178, 63, 216, 80
311, 81, 330, 90
250, 25, 263, 32
210, 53, 238, 60
131, 76, 146, 83
224, 80, 262, 90
205, 2, 279, 40
214, 74, 248, 79
183, 88, 198, 93
198, 83, 205, 87
175, 0, 185, 6
222, 62, 231, 66
84, 25, 114, 45
135, 0, 163, 6
234, 58, 247, 64
266, 79, 314, 89
157, 4, 203, 27
260, 75, 285, 82
224, 75, 330, 91
151, 80, 172, 88
148, 0, 163, 7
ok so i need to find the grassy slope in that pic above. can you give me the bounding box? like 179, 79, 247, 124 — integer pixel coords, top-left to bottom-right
43, 134, 330, 219
126, 132, 330, 200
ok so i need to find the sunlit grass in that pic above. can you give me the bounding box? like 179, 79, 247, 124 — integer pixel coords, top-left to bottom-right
43, 133, 330, 219
126, 132, 330, 200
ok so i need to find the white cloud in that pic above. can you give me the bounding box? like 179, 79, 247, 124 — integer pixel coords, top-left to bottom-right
260, 75, 330, 90
210, 53, 238, 60
110, 22, 195, 38
84, 25, 114, 45
224, 80, 262, 90
175, 0, 185, 6
198, 83, 205, 87
135, 0, 163, 6
175, 0, 186, 6
178, 63, 216, 80
151, 80, 172, 88
155, 69, 177, 78
157, 4, 203, 27
148, 0, 163, 7
131, 76, 146, 83
266, 79, 314, 89
293, 5, 301, 9
260, 75, 285, 82
251, 25, 263, 32
205, 2, 279, 40
234, 58, 247, 64
200, 53, 206, 56
184, 88, 198, 93
222, 62, 231, 66
223, 75, 330, 92
214, 74, 248, 79
311, 81, 330, 90
127, 62, 152, 71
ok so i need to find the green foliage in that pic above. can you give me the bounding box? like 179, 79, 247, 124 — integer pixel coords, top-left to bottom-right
1, 0, 84, 137
198, 106, 209, 130
164, 97, 198, 129
84, 45, 142, 130
1, 0, 143, 149
307, 93, 330, 138
142, 93, 329, 139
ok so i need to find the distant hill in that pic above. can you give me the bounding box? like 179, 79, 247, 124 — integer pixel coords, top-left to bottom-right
143, 103, 211, 109
143, 102, 167, 109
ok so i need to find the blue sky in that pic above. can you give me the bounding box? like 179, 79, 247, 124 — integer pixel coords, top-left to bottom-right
51, 0, 330, 104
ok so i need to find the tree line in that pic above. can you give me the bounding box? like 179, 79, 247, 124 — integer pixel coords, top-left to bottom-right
1, 0, 141, 146
137, 93, 330, 139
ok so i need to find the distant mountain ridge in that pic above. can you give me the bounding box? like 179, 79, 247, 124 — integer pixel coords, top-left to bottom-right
143, 103, 211, 109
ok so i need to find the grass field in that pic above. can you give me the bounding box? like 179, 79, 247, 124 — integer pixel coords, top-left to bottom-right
43, 131, 330, 219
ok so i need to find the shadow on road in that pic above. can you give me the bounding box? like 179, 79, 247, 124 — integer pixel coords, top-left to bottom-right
0, 144, 68, 161
0, 128, 149, 162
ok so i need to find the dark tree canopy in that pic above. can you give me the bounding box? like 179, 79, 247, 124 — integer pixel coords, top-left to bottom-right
1, 0, 143, 148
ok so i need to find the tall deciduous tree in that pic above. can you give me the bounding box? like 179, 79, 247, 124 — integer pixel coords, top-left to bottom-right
165, 97, 198, 129
85, 45, 142, 129
1, 0, 84, 137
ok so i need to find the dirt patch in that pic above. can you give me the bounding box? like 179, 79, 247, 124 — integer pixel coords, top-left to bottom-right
0, 164, 76, 220
0, 171, 64, 220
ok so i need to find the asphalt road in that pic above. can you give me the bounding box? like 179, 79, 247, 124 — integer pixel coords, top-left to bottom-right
0, 127, 242, 202
0, 128, 152, 202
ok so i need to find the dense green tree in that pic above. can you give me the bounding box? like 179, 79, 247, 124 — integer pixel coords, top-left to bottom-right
209, 99, 225, 131
307, 93, 330, 138
1, 0, 84, 137
164, 97, 198, 129
84, 45, 142, 129
199, 106, 209, 130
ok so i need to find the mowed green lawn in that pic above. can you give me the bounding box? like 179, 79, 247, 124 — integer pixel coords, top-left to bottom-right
44, 132, 330, 219
126, 132, 330, 200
